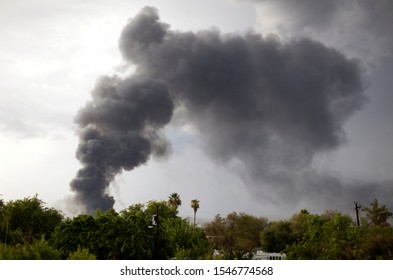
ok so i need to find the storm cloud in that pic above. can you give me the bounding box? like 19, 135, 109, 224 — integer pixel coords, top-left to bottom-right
72, 6, 369, 213
243, 0, 393, 60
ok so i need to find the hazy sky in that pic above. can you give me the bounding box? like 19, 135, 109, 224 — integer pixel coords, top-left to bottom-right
0, 0, 392, 221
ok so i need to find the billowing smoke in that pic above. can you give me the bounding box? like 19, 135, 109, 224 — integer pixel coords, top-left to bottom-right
71, 75, 173, 213
71, 6, 367, 213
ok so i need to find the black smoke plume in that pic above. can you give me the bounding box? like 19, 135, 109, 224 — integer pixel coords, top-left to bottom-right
71, 6, 367, 213
71, 75, 173, 213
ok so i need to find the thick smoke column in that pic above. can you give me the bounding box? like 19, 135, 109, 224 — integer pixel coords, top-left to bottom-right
71, 76, 173, 213
71, 6, 367, 213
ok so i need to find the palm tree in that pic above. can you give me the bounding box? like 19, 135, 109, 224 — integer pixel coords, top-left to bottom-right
191, 199, 200, 225
168, 193, 182, 212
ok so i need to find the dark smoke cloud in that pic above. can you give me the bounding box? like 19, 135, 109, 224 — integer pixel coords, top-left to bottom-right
118, 6, 365, 205
72, 6, 368, 213
71, 75, 173, 213
232, 0, 393, 212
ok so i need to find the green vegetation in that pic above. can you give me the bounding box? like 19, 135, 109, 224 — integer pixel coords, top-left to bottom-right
0, 195, 63, 246
204, 212, 268, 259
0, 194, 392, 259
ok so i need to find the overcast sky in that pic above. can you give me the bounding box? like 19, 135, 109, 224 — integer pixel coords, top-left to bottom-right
0, 0, 392, 221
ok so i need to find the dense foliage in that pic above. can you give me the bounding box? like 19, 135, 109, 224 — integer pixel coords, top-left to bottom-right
50, 201, 210, 260
285, 208, 393, 259
1, 195, 392, 259
205, 200, 393, 260
0, 196, 210, 260
0, 195, 63, 246
204, 212, 268, 259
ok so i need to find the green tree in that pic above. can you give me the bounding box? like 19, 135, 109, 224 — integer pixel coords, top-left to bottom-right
359, 226, 393, 259
260, 220, 295, 253
361, 198, 392, 227
286, 211, 359, 259
145, 200, 178, 221
168, 193, 182, 213
204, 212, 268, 259
50, 214, 98, 258
227, 212, 268, 255
51, 208, 155, 260
0, 195, 63, 245
289, 209, 310, 242
203, 214, 229, 252
191, 199, 199, 226
164, 218, 211, 259
51, 200, 211, 260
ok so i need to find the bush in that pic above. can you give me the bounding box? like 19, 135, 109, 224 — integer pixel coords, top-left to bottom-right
67, 247, 96, 260
0, 238, 61, 260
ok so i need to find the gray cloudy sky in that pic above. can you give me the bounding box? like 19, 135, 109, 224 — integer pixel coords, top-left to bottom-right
0, 0, 392, 221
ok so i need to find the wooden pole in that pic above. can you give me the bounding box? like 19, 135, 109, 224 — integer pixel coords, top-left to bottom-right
354, 201, 361, 226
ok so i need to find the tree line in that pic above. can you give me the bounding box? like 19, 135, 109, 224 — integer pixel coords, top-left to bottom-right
0, 194, 392, 259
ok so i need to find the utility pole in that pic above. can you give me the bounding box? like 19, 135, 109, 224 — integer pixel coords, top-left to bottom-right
4, 221, 8, 244
354, 201, 362, 226
157, 204, 161, 259
154, 204, 160, 259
